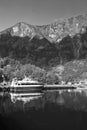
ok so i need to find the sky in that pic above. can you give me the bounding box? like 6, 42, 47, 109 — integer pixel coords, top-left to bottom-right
0, 0, 87, 31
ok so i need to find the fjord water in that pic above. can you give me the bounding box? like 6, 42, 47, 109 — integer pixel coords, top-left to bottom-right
1, 90, 87, 130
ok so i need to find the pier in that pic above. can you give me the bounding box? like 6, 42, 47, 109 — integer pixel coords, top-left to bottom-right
1, 80, 87, 93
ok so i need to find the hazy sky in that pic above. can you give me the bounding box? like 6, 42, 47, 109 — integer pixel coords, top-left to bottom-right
0, 0, 87, 31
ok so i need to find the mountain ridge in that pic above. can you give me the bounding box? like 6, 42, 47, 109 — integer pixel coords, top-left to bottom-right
0, 14, 87, 43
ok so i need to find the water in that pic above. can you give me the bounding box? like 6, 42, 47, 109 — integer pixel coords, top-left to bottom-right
1, 89, 87, 130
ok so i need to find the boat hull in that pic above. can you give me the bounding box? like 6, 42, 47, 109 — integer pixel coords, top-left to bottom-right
10, 84, 43, 87
10, 85, 44, 93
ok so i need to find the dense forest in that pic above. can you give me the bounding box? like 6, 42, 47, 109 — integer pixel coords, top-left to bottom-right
0, 26, 87, 83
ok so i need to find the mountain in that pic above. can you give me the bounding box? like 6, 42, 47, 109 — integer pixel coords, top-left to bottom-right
0, 14, 87, 82
1, 14, 87, 42
0, 14, 87, 64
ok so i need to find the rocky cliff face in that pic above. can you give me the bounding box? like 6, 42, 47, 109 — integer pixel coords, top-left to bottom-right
1, 14, 87, 42
39, 14, 87, 42
0, 14, 87, 66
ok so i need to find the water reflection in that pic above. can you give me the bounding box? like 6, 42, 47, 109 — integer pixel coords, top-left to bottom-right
1, 89, 87, 114
56, 94, 65, 105
10, 93, 43, 103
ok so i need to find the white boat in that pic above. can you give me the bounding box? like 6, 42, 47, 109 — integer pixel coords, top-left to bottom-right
10, 76, 44, 94
10, 76, 44, 88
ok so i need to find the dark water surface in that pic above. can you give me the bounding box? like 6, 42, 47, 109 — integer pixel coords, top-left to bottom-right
1, 90, 87, 130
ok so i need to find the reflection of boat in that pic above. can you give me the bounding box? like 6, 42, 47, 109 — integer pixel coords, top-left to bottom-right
10, 93, 42, 103
10, 76, 44, 93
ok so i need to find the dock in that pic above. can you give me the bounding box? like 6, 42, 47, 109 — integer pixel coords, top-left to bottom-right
44, 84, 77, 89
1, 83, 87, 93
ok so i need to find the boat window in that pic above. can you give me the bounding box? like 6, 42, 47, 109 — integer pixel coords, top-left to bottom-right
20, 83, 39, 85
18, 83, 21, 85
